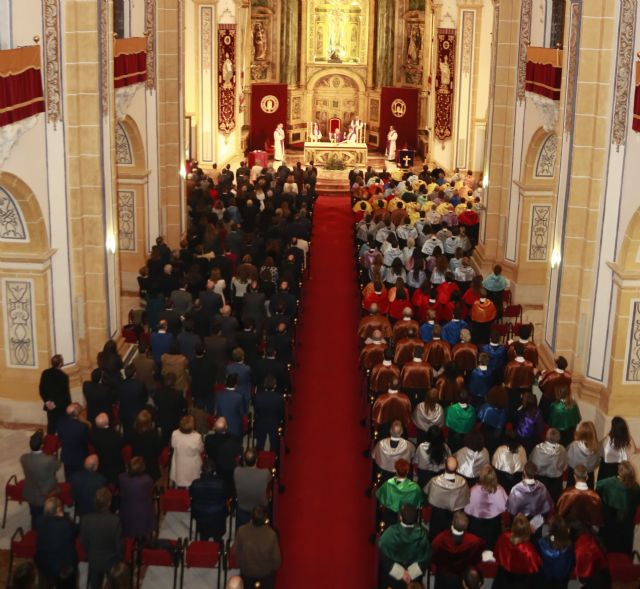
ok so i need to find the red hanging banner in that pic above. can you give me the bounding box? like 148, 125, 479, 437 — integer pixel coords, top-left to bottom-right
0, 46, 45, 127
633, 62, 640, 133
435, 28, 456, 141
250, 83, 288, 151
114, 37, 147, 89
525, 47, 563, 101
218, 24, 236, 135
379, 87, 419, 152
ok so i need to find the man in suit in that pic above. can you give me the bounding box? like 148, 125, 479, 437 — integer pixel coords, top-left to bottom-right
79, 487, 123, 589
235, 505, 281, 589
226, 348, 253, 409
234, 448, 271, 527
170, 278, 193, 317
189, 458, 228, 541
20, 430, 61, 528
35, 497, 77, 589
236, 319, 260, 367
39, 354, 71, 434
215, 374, 247, 438
152, 372, 187, 444
90, 413, 124, 486
57, 403, 89, 481
150, 320, 174, 367
69, 454, 107, 517
241, 285, 266, 336
177, 318, 201, 362
215, 305, 239, 351
204, 417, 243, 497
186, 299, 212, 339
268, 321, 293, 366
190, 342, 215, 413
269, 280, 297, 318
225, 223, 245, 258
158, 299, 182, 336
204, 324, 229, 384
83, 369, 114, 423
254, 376, 284, 453
253, 346, 291, 393
116, 364, 148, 441
133, 342, 157, 392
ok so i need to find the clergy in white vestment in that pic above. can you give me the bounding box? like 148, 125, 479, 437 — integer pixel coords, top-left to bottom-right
347, 117, 363, 142
386, 126, 398, 161
273, 123, 285, 162
309, 121, 322, 142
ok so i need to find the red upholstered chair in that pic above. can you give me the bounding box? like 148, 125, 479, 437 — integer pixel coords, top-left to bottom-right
503, 304, 523, 324
6, 527, 37, 586
607, 552, 640, 584
2, 475, 24, 528
180, 540, 224, 588
158, 488, 193, 539
57, 482, 74, 508
257, 450, 278, 477
329, 117, 342, 135
491, 322, 511, 343
136, 538, 182, 589
42, 434, 60, 457
121, 444, 133, 465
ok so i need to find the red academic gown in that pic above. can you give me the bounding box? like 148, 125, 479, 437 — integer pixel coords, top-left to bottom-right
370, 362, 401, 395
411, 290, 438, 323
538, 369, 572, 402
358, 315, 393, 340
461, 289, 481, 320
422, 339, 452, 371
452, 342, 478, 373
363, 290, 390, 314
372, 392, 412, 428
504, 360, 535, 390
573, 533, 609, 581
431, 530, 485, 575
394, 337, 424, 366
360, 343, 387, 371
494, 532, 542, 574
507, 341, 539, 367
392, 319, 421, 342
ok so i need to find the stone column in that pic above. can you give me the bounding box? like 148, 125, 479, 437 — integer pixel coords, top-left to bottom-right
280, 0, 299, 86
375, 0, 395, 88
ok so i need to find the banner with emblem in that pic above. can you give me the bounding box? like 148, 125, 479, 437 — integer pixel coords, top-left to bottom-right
250, 83, 288, 150
379, 86, 419, 153
218, 24, 236, 135
633, 62, 640, 133
435, 28, 456, 141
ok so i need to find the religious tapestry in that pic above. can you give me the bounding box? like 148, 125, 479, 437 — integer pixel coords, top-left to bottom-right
380, 86, 419, 152
633, 62, 640, 133
218, 24, 236, 135
250, 83, 288, 150
435, 28, 456, 141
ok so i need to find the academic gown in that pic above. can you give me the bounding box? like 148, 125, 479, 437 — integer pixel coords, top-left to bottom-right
376, 477, 423, 513
400, 360, 433, 390
422, 339, 452, 371
493, 532, 542, 589
556, 486, 603, 527
373, 438, 416, 474
370, 362, 401, 395
596, 476, 640, 554
431, 530, 484, 588
358, 314, 393, 340
452, 342, 478, 373
378, 523, 431, 589
372, 392, 413, 428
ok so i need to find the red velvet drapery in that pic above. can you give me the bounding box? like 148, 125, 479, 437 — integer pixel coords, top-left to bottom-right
525, 46, 563, 101
633, 63, 640, 133
114, 37, 147, 89
0, 46, 45, 127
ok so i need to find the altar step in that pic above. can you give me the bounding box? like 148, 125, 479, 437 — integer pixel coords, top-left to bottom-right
316, 176, 350, 194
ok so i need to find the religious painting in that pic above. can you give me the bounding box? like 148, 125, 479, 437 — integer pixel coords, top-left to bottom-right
307, 0, 369, 65
435, 28, 456, 141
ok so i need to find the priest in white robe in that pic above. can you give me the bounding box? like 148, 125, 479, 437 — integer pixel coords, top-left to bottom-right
273, 123, 285, 162
386, 126, 398, 161
309, 121, 322, 142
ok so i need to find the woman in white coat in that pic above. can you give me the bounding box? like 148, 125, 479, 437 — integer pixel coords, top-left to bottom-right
170, 415, 204, 488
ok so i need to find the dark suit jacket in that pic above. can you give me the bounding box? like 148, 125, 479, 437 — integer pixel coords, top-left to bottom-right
39, 366, 71, 414
70, 469, 107, 516
20, 452, 60, 506
268, 332, 293, 365
242, 292, 267, 332
150, 332, 174, 365
170, 289, 193, 316
254, 390, 285, 438
204, 433, 243, 476
152, 387, 187, 439
35, 515, 77, 578
116, 377, 148, 437
204, 333, 229, 383
269, 291, 297, 317
57, 416, 89, 469
118, 472, 156, 537
130, 429, 163, 481
90, 427, 124, 485
80, 511, 123, 573
190, 356, 214, 400
189, 473, 228, 531
186, 307, 211, 339
199, 290, 224, 317
253, 357, 290, 392
83, 381, 114, 423
158, 309, 182, 336
215, 390, 246, 438
236, 330, 260, 367
214, 315, 239, 350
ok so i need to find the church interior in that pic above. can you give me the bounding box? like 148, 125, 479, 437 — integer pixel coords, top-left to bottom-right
1, 0, 640, 587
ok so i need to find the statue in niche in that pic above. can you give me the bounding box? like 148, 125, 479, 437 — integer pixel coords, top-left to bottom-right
252, 22, 267, 61
407, 24, 422, 65
222, 52, 234, 87
407, 0, 425, 10
316, 24, 325, 56
439, 55, 451, 89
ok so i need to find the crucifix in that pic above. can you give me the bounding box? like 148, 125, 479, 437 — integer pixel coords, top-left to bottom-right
402, 154, 412, 167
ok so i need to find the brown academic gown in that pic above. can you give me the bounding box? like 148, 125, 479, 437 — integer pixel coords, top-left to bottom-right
435, 375, 465, 405
400, 361, 433, 390
556, 487, 603, 527
507, 341, 539, 367
370, 362, 401, 395
422, 339, 452, 371
358, 315, 393, 340
390, 207, 408, 227
503, 360, 535, 390
372, 392, 413, 428
538, 369, 572, 402
394, 337, 424, 366
452, 342, 478, 373
392, 319, 421, 342
360, 343, 387, 371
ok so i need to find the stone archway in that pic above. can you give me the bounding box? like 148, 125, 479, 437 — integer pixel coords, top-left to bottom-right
116, 116, 150, 293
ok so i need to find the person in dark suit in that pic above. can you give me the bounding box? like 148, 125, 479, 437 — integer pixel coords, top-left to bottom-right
204, 324, 229, 384
236, 319, 260, 367
57, 403, 89, 481
268, 321, 294, 366
204, 417, 243, 496
20, 430, 61, 528
264, 305, 292, 336
226, 348, 253, 409
39, 354, 71, 434
158, 299, 182, 336
177, 319, 201, 362
80, 487, 123, 589
185, 299, 211, 339
254, 376, 285, 453
91, 413, 125, 486
214, 305, 239, 350
189, 458, 228, 541
268, 280, 297, 317
253, 346, 291, 393
116, 364, 148, 441
150, 320, 174, 367
234, 448, 271, 528
241, 284, 267, 335
152, 373, 187, 444
35, 497, 77, 589
225, 224, 245, 258
190, 343, 215, 413
170, 279, 193, 317
118, 456, 156, 538
215, 374, 247, 439
133, 342, 157, 393
130, 410, 163, 482
83, 368, 114, 423
199, 283, 224, 318
70, 454, 107, 517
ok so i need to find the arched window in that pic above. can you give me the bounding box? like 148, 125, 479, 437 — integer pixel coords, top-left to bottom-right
0, 0, 12, 50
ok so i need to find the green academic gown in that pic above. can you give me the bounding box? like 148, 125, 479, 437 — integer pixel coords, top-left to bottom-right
445, 403, 476, 434
376, 477, 424, 513
378, 523, 431, 588
596, 476, 640, 554
548, 401, 581, 432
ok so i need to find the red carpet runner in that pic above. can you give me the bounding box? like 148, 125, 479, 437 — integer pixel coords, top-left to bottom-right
277, 196, 375, 587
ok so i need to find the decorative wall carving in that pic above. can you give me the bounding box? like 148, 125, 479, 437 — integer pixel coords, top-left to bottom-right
564, 2, 579, 134
100, 0, 109, 115
0, 187, 28, 241
0, 117, 38, 167
115, 123, 133, 165
517, 0, 532, 102
117, 190, 136, 251
145, 0, 156, 89
202, 6, 213, 70
535, 133, 557, 178
611, 0, 637, 148
3, 279, 36, 368
42, 0, 62, 125
526, 90, 559, 132
625, 300, 640, 382
461, 10, 474, 75
115, 84, 141, 121
528, 204, 551, 261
